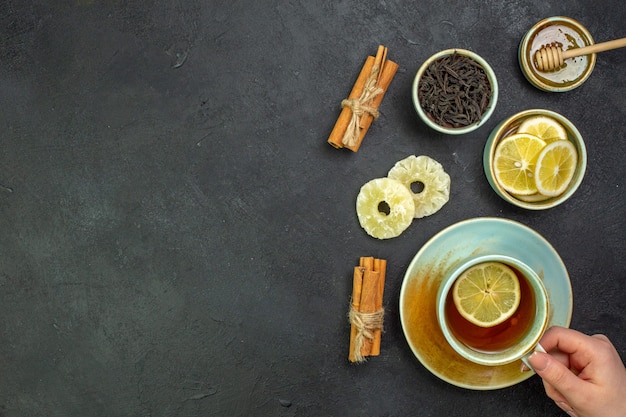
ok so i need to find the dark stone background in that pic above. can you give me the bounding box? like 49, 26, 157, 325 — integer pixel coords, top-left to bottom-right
1, 1, 624, 416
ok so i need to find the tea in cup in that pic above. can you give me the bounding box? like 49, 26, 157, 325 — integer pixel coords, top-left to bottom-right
436, 254, 549, 366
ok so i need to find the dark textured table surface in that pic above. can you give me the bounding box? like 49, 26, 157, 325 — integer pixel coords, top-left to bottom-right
1, 1, 625, 416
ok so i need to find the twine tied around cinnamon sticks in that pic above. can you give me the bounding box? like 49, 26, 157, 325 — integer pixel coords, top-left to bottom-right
328, 46, 398, 152
348, 307, 384, 363
340, 73, 384, 147
348, 257, 386, 363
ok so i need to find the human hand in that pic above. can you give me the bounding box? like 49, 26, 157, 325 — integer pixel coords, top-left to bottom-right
527, 326, 626, 417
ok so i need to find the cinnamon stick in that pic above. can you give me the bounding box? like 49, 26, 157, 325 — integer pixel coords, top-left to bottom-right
348, 266, 365, 363
327, 56, 375, 149
360, 256, 375, 271
346, 59, 398, 152
327, 46, 398, 152
370, 258, 386, 356
372, 45, 386, 82
358, 268, 380, 358
348, 256, 387, 363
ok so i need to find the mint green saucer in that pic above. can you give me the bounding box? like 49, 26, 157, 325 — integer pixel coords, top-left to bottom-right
399, 217, 572, 390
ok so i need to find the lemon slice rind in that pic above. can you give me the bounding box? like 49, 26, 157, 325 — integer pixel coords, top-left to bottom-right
493, 134, 546, 196
517, 115, 568, 144
534, 140, 578, 197
512, 192, 552, 203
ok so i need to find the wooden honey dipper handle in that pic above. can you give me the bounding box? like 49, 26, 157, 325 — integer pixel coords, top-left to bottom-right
562, 37, 626, 59
535, 37, 626, 71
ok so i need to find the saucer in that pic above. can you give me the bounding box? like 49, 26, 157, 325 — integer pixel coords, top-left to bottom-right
399, 217, 572, 390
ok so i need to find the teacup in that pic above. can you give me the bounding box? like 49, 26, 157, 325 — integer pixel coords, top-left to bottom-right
436, 254, 549, 367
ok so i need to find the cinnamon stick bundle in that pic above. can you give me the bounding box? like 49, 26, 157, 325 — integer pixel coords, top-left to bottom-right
348, 256, 387, 362
328, 46, 398, 152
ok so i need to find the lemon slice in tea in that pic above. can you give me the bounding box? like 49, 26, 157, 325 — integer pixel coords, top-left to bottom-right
517, 115, 568, 144
356, 177, 415, 239
534, 140, 578, 197
452, 262, 521, 327
493, 133, 546, 195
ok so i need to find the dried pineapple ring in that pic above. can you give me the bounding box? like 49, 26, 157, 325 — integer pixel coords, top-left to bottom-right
387, 155, 450, 218
356, 178, 415, 239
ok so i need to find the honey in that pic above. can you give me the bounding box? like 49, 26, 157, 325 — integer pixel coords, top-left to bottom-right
529, 23, 591, 86
519, 16, 596, 92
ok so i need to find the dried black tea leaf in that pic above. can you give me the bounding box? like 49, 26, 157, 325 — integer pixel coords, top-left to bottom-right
418, 53, 492, 128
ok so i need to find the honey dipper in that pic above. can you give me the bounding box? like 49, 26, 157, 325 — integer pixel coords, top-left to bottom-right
534, 37, 626, 71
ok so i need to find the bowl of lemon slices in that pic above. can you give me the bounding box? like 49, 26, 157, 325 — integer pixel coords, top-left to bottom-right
483, 109, 587, 210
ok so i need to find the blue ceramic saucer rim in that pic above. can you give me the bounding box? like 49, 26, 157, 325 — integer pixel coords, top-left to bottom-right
399, 217, 573, 390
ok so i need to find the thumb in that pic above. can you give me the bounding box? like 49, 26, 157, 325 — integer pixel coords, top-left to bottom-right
529, 352, 584, 396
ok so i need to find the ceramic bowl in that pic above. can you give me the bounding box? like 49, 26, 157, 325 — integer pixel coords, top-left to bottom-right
436, 254, 549, 367
519, 16, 596, 92
483, 109, 587, 210
412, 49, 498, 135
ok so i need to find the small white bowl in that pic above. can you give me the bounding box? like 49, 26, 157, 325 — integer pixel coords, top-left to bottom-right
412, 49, 498, 135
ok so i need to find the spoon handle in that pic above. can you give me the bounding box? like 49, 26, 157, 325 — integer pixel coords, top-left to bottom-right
562, 37, 626, 59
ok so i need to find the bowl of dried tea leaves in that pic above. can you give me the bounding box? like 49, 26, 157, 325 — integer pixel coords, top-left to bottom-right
412, 49, 498, 135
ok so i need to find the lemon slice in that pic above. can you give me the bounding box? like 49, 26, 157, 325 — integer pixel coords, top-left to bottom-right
534, 140, 578, 197
356, 178, 415, 239
452, 262, 521, 327
493, 133, 546, 195
517, 115, 568, 144
387, 155, 451, 218
512, 192, 551, 203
